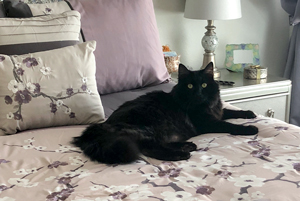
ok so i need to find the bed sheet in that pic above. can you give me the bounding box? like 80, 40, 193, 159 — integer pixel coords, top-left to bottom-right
0, 115, 300, 201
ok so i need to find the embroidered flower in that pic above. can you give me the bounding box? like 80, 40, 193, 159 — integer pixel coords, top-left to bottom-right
251, 147, 270, 158
215, 170, 232, 179
8, 80, 24, 93
196, 185, 215, 195
40, 66, 52, 75
13, 112, 22, 120
263, 161, 293, 173
0, 56, 5, 62
228, 175, 266, 187
48, 161, 68, 169
23, 57, 38, 68
0, 185, 9, 191
50, 103, 57, 114
110, 191, 127, 200
6, 112, 14, 119
45, 7, 52, 14
23, 145, 34, 149
0, 159, 10, 164
69, 112, 76, 118
4, 96, 13, 104
65, 108, 72, 114
66, 88, 74, 96
14, 90, 32, 104
31, 83, 40, 94
46, 188, 74, 200
26, 82, 36, 93
15, 62, 21, 68
13, 169, 27, 175
87, 89, 92, 95
56, 100, 63, 107
35, 146, 47, 151
24, 139, 35, 143
81, 84, 87, 91
292, 163, 300, 171
251, 191, 265, 199
82, 77, 88, 83
157, 168, 182, 178
16, 68, 24, 75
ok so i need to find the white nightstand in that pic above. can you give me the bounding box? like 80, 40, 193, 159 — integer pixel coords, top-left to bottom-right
171, 69, 292, 122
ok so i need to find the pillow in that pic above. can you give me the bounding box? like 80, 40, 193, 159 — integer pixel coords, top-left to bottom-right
68, 0, 170, 94
3, 0, 33, 17
3, 0, 71, 16
2, 0, 85, 42
0, 41, 105, 135
0, 10, 81, 55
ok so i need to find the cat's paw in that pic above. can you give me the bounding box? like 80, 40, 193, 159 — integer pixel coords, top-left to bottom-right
181, 142, 197, 152
174, 151, 191, 161
231, 125, 259, 135
243, 110, 257, 119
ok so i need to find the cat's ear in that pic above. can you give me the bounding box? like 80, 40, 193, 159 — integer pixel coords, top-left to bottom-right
178, 63, 190, 77
203, 62, 214, 77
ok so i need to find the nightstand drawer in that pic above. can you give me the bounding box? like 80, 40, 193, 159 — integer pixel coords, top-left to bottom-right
227, 94, 289, 122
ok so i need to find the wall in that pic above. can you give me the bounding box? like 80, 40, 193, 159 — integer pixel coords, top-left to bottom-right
153, 0, 290, 76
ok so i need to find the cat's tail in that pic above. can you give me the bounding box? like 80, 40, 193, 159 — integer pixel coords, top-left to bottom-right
72, 123, 140, 164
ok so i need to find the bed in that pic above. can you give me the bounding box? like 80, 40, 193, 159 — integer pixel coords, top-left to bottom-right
0, 0, 300, 201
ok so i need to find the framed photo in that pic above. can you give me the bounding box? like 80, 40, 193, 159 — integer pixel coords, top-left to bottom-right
225, 44, 260, 72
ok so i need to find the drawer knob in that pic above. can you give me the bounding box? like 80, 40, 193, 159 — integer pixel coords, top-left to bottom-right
267, 108, 275, 118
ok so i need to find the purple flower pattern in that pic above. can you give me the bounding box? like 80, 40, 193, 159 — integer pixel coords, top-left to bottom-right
196, 185, 215, 195
33, 83, 41, 94
46, 188, 74, 201
5, 96, 13, 104
66, 88, 74, 96
48, 161, 68, 169
14, 90, 32, 104
4, 55, 92, 122
23, 57, 38, 68
110, 191, 127, 199
0, 159, 10, 164
0, 55, 5, 62
251, 147, 270, 158
158, 168, 182, 178
16, 68, 25, 75
293, 163, 300, 171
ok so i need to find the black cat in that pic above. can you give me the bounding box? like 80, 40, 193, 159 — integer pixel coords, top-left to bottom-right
72, 63, 258, 164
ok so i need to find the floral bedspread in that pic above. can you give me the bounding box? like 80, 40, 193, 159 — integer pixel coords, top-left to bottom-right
1, 115, 300, 201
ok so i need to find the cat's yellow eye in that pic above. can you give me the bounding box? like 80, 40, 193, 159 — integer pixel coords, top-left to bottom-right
202, 83, 207, 88
187, 84, 193, 89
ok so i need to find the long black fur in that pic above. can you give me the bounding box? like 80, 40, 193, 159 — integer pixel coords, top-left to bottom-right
72, 63, 258, 164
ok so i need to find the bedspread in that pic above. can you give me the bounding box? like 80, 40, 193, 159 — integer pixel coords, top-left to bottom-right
1, 116, 300, 201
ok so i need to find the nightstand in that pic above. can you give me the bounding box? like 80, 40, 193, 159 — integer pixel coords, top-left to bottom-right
171, 69, 292, 122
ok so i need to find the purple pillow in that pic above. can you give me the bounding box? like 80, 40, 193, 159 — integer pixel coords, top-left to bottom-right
68, 0, 170, 94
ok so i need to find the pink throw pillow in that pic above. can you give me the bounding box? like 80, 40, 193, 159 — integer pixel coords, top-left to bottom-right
68, 0, 170, 94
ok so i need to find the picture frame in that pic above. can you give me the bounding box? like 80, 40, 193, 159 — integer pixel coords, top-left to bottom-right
225, 43, 260, 72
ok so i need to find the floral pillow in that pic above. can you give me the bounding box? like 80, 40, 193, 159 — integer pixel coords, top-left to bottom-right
0, 41, 105, 135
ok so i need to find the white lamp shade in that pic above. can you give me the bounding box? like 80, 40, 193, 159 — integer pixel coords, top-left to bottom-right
184, 0, 242, 20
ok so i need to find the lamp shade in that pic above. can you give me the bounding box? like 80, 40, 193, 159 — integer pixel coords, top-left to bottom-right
184, 0, 242, 20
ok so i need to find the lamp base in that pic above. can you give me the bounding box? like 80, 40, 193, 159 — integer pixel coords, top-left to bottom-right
201, 20, 220, 79
202, 52, 221, 79
213, 68, 221, 79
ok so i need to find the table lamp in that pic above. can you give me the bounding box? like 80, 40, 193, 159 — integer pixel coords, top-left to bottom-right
184, 0, 242, 78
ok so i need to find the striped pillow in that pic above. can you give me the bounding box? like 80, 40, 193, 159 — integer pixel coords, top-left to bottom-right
0, 10, 81, 55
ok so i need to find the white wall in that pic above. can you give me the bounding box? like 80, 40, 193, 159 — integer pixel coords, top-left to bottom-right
153, 0, 290, 76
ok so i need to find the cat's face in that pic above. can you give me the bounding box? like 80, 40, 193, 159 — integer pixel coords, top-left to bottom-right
175, 63, 220, 106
